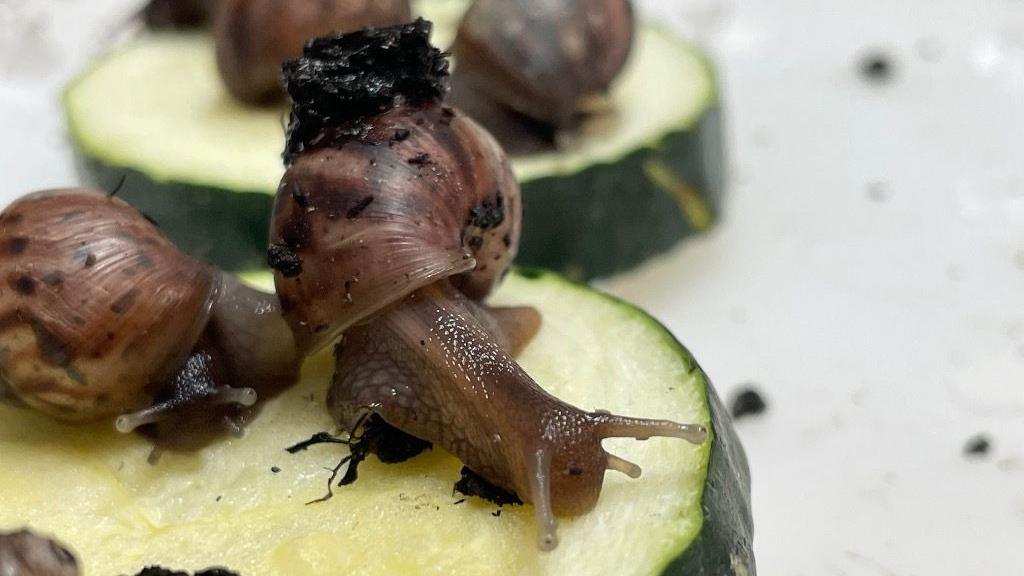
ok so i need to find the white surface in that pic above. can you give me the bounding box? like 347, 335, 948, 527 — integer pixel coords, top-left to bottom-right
2, 1, 1023, 574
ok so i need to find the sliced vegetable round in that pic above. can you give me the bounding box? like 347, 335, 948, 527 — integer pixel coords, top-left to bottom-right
0, 270, 753, 575
64, 0, 722, 279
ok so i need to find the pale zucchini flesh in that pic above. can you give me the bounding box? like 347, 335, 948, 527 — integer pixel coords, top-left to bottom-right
0, 272, 715, 576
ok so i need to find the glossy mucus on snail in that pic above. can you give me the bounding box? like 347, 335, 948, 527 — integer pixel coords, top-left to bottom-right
0, 188, 298, 451
270, 20, 706, 551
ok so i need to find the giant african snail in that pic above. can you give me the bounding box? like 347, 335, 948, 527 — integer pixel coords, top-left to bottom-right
0, 188, 299, 451
449, 0, 635, 150
213, 0, 412, 105
268, 20, 705, 550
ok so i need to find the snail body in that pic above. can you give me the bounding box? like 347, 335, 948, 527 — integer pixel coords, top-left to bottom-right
0, 189, 298, 447
451, 0, 635, 138
271, 21, 704, 550
214, 0, 412, 105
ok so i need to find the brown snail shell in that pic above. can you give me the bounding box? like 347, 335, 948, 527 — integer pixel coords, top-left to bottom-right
0, 189, 215, 421
142, 0, 217, 30
270, 21, 519, 353
0, 188, 298, 448
452, 0, 635, 129
214, 0, 412, 105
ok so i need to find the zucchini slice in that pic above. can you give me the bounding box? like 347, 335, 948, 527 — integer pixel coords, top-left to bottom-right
0, 271, 753, 575
63, 0, 722, 280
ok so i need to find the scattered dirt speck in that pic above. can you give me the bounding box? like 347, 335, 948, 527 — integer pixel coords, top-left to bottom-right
730, 387, 767, 420
859, 51, 895, 83
964, 434, 992, 458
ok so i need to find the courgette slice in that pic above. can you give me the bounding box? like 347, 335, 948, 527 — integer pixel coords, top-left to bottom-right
0, 271, 753, 575
64, 0, 722, 280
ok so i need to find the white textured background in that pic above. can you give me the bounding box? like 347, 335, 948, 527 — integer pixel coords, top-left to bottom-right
2, 1, 1023, 574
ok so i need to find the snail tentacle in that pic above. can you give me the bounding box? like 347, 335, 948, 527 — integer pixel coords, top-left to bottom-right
527, 446, 559, 552
605, 452, 642, 479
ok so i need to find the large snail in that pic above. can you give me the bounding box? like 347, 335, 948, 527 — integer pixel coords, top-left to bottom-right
0, 189, 298, 450
269, 20, 705, 550
450, 0, 635, 149
213, 0, 412, 105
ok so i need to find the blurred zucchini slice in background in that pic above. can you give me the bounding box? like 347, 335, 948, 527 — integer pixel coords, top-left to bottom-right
64, 0, 722, 280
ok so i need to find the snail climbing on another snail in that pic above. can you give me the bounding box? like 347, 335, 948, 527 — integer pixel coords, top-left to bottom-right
269, 20, 706, 551
449, 0, 635, 152
213, 0, 412, 105
0, 188, 299, 452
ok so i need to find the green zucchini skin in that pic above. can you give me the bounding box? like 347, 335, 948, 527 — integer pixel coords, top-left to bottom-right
518, 269, 755, 574
664, 384, 755, 575
77, 106, 721, 278
518, 107, 723, 280
80, 157, 274, 271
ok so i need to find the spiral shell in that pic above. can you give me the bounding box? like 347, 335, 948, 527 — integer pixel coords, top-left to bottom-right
0, 189, 215, 421
214, 0, 412, 104
271, 106, 519, 353
453, 0, 635, 126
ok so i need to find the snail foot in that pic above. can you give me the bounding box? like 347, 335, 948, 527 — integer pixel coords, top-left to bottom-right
115, 351, 257, 434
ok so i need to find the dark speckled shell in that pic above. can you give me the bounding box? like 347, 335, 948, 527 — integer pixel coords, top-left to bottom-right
270, 104, 521, 353
454, 0, 635, 126
0, 189, 214, 421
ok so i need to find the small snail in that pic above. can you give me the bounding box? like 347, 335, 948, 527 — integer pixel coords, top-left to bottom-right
213, 0, 412, 105
450, 0, 635, 146
141, 0, 217, 30
0, 529, 79, 576
0, 188, 298, 450
270, 21, 705, 550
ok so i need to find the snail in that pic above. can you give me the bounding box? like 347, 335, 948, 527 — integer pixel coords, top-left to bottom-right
269, 20, 706, 551
141, 0, 217, 30
0, 188, 298, 451
213, 0, 412, 105
0, 529, 79, 576
449, 0, 635, 149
